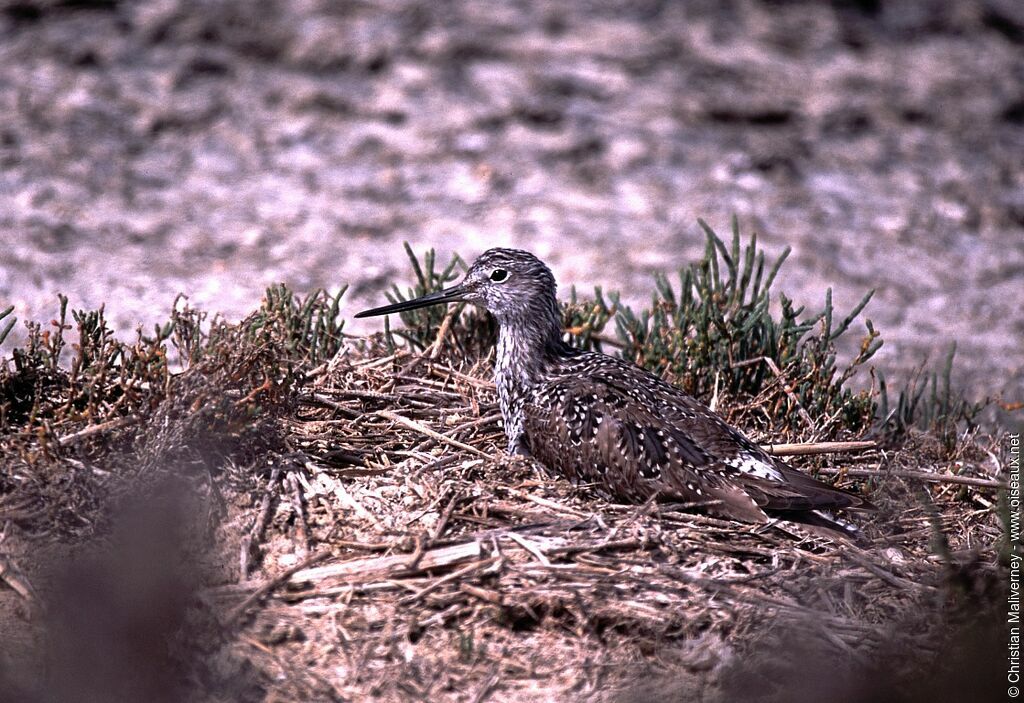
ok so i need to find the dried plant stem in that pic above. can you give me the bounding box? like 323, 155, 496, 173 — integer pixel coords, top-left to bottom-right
757, 356, 816, 432
240, 464, 283, 579
227, 551, 331, 625
56, 414, 138, 447
815, 466, 1005, 489
377, 410, 491, 458
427, 307, 458, 359
471, 665, 502, 703
353, 350, 410, 369
426, 363, 494, 389
761, 440, 878, 456
290, 540, 483, 585
398, 557, 499, 605
286, 471, 310, 558
0, 555, 35, 602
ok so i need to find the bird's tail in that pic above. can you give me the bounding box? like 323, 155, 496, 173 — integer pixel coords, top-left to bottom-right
776, 508, 867, 542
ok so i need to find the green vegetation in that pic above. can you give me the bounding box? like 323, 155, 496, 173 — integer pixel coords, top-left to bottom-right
1, 284, 348, 431
877, 342, 985, 451
379, 219, 980, 440
573, 218, 880, 436
0, 285, 348, 532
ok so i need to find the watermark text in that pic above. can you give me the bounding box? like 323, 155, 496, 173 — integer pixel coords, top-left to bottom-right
1009, 433, 1020, 698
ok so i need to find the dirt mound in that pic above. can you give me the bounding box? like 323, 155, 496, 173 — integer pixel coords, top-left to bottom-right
0, 324, 1009, 700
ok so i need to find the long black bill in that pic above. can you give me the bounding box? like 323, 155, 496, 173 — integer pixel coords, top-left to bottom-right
354, 285, 466, 318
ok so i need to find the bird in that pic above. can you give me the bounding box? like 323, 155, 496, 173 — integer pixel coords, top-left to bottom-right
356, 248, 872, 535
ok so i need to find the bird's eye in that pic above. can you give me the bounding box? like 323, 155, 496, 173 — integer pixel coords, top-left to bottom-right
489, 268, 509, 283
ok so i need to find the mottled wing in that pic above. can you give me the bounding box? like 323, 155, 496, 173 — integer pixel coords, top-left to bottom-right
522, 373, 769, 521
522, 357, 868, 523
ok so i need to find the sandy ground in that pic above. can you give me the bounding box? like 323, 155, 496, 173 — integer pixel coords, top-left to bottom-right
1, 0, 1022, 420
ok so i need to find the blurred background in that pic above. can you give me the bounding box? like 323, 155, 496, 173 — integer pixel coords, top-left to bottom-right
1, 0, 1022, 416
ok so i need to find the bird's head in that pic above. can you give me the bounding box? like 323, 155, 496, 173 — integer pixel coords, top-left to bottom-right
355, 248, 559, 324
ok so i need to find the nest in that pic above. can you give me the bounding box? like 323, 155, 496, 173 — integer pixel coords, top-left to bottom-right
0, 321, 1008, 701
212, 346, 1004, 701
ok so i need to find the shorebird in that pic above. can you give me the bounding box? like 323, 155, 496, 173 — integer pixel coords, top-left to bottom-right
356, 248, 871, 534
